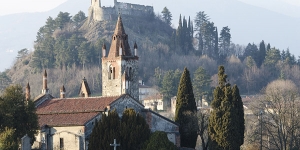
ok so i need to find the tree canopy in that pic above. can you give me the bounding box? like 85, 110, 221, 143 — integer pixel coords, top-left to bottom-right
0, 85, 38, 145
208, 66, 244, 150
161, 7, 172, 26
143, 131, 177, 150
175, 67, 198, 148
88, 109, 150, 150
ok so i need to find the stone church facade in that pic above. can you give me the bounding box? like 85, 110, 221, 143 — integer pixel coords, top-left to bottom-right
31, 15, 180, 150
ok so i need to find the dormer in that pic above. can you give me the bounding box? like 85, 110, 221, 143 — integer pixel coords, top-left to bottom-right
79, 77, 91, 98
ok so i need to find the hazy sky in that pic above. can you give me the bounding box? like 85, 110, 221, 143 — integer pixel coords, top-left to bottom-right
0, 0, 300, 16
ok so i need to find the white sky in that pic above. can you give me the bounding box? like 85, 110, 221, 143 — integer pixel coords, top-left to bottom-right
0, 0, 67, 16
0, 0, 299, 16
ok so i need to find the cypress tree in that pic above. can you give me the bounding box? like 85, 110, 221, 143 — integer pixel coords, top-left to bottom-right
120, 109, 150, 150
175, 67, 197, 148
88, 110, 121, 150
89, 109, 150, 150
208, 66, 244, 150
257, 40, 266, 67
232, 85, 245, 147
143, 131, 177, 150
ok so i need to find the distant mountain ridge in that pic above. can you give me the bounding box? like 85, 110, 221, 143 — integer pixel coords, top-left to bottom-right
0, 0, 299, 71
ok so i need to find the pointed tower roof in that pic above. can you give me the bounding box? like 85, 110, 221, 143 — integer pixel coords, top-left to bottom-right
134, 42, 137, 49
108, 16, 132, 58
44, 69, 47, 77
114, 15, 126, 35
26, 82, 30, 89
102, 43, 106, 50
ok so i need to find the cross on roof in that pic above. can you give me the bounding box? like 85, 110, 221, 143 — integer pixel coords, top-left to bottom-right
110, 139, 120, 150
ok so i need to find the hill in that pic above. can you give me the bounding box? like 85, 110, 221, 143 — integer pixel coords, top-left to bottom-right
4, 12, 175, 98
0, 0, 300, 72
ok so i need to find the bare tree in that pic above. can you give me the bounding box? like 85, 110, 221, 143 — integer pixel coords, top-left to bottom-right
250, 80, 300, 150
197, 110, 209, 150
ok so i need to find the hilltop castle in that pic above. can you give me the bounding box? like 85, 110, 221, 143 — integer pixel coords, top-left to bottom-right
88, 0, 154, 22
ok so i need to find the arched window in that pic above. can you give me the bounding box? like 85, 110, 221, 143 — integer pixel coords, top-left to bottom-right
109, 65, 115, 80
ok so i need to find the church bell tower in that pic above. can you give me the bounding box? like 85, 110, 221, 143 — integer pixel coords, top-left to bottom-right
102, 16, 139, 100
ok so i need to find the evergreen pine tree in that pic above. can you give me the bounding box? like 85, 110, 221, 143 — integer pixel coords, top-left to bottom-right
193, 67, 211, 106
0, 85, 38, 145
213, 27, 219, 60
0, 127, 18, 150
161, 7, 172, 26
161, 70, 176, 102
120, 109, 150, 150
232, 85, 245, 147
143, 131, 177, 150
88, 110, 121, 150
257, 40, 266, 67
208, 66, 245, 150
175, 67, 197, 148
89, 109, 150, 150
266, 43, 271, 51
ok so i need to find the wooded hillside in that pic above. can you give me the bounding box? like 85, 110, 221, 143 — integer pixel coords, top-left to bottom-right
1, 9, 300, 99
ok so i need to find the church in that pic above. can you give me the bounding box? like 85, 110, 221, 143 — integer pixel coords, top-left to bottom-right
31, 16, 180, 150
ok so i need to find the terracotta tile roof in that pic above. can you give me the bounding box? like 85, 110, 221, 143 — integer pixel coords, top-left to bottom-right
38, 112, 99, 127
34, 93, 53, 102
36, 96, 121, 127
37, 96, 120, 114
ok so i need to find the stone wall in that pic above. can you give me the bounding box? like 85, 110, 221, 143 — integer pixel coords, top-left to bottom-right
121, 59, 139, 100
142, 109, 180, 147
110, 95, 144, 116
102, 57, 139, 100
88, 0, 154, 22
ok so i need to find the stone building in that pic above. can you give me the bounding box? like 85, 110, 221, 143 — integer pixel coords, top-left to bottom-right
31, 16, 180, 150
88, 0, 153, 22
143, 94, 164, 111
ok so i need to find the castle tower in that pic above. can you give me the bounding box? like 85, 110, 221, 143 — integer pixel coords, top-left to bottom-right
88, 0, 104, 22
91, 0, 101, 7
42, 70, 49, 94
60, 85, 66, 98
25, 82, 30, 101
102, 16, 139, 100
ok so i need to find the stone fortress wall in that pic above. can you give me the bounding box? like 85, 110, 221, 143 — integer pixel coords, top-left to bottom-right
88, 0, 154, 22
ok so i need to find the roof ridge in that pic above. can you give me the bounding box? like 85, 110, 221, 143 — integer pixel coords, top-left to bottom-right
37, 110, 103, 115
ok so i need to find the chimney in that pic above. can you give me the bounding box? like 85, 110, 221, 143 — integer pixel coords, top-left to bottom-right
119, 44, 123, 56
134, 42, 138, 56
42, 70, 49, 94
25, 82, 30, 101
102, 44, 106, 57
60, 85, 66, 98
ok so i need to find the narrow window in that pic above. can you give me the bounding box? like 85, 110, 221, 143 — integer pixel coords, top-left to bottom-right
128, 67, 132, 80
113, 67, 116, 79
60, 138, 64, 149
109, 66, 112, 80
